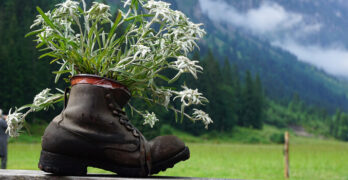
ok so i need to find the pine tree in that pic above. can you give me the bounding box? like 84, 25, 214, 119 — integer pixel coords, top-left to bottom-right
338, 114, 348, 141
231, 64, 242, 125
240, 70, 254, 127
222, 58, 233, 86
331, 109, 341, 138
219, 58, 237, 131
251, 74, 264, 129
198, 50, 224, 131
239, 71, 264, 129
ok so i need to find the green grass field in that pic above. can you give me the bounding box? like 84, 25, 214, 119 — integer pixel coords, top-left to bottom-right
6, 136, 348, 180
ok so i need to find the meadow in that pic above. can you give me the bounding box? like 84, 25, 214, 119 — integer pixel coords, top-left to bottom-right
6, 135, 348, 180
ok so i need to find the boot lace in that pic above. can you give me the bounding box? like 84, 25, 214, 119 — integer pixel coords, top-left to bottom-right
105, 93, 140, 137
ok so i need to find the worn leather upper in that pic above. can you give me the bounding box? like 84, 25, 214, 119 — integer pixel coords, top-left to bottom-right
41, 83, 185, 176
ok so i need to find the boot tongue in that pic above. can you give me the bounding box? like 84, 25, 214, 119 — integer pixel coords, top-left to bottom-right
71, 74, 131, 107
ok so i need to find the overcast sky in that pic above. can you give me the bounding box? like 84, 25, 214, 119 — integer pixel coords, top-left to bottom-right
199, 0, 348, 77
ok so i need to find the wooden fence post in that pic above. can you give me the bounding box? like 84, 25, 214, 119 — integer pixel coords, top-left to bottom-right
284, 131, 290, 179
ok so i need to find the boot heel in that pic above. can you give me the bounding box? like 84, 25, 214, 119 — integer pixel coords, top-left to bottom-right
38, 150, 87, 175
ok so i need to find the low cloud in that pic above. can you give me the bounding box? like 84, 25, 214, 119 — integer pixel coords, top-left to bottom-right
273, 41, 348, 77
199, 0, 305, 34
199, 0, 348, 77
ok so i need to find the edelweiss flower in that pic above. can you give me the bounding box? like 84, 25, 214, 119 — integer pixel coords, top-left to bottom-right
87, 2, 112, 22
155, 89, 172, 108
174, 39, 194, 55
131, 45, 151, 60
173, 10, 186, 22
30, 11, 52, 29
32, 88, 63, 112
192, 109, 213, 129
6, 109, 25, 137
173, 85, 208, 106
171, 56, 203, 79
186, 21, 206, 38
144, 0, 174, 23
32, 88, 53, 111
143, 111, 159, 128
123, 0, 145, 8
123, 0, 132, 8
35, 27, 55, 45
55, 0, 80, 18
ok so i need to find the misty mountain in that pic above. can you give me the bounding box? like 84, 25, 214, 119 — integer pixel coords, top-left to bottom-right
197, 0, 348, 47
164, 0, 348, 112
197, 0, 348, 78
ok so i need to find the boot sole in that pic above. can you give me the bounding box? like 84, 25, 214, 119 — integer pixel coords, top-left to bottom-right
151, 146, 190, 174
38, 146, 190, 177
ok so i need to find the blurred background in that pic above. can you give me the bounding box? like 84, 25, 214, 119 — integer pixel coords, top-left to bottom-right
0, 0, 348, 179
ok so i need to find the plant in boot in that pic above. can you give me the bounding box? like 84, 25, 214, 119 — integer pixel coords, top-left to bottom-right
6, 0, 212, 177
7, 0, 212, 137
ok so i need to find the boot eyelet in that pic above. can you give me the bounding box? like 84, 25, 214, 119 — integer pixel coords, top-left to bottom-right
112, 110, 118, 115
108, 103, 115, 109
120, 119, 126, 125
133, 130, 139, 137
126, 124, 133, 130
105, 93, 112, 99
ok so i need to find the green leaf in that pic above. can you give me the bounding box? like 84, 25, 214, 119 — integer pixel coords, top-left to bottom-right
54, 61, 68, 83
36, 6, 56, 30
53, 69, 71, 74
39, 52, 58, 59
124, 14, 154, 22
108, 10, 122, 42
18, 104, 33, 111
155, 74, 170, 82
174, 110, 178, 123
25, 29, 44, 38
50, 58, 60, 64
36, 41, 46, 49
130, 104, 134, 117
180, 104, 185, 123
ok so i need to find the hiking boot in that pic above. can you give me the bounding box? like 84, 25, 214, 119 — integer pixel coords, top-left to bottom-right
38, 74, 190, 177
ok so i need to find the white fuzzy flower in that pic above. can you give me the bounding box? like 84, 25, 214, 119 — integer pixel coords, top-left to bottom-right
123, 0, 132, 8
6, 109, 25, 137
55, 0, 80, 18
174, 85, 208, 106
171, 56, 203, 79
173, 10, 186, 22
143, 111, 159, 128
131, 45, 151, 60
30, 11, 52, 29
186, 21, 206, 38
192, 109, 213, 129
32, 88, 63, 112
87, 2, 112, 22
155, 89, 172, 108
123, 0, 145, 8
37, 27, 54, 43
32, 88, 53, 111
144, 0, 174, 23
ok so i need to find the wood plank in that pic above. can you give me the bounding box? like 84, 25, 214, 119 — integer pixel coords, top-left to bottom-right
0, 169, 235, 180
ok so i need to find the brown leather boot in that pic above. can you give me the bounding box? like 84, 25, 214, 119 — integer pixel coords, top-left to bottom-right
38, 75, 190, 177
